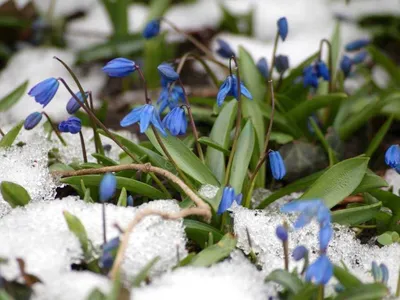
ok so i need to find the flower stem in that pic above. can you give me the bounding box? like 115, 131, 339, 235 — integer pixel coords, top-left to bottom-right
244, 80, 275, 208
102, 202, 107, 244
78, 130, 88, 163
319, 38, 333, 93
268, 32, 280, 80
57, 77, 171, 198
223, 56, 242, 186
88, 91, 103, 155
42, 112, 67, 146
152, 125, 194, 190
177, 78, 205, 162
135, 67, 151, 103
317, 285, 324, 300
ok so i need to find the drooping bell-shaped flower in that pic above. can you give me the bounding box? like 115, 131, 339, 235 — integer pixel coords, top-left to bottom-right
162, 106, 187, 136
316, 61, 330, 81
66, 91, 88, 114
385, 144, 400, 168
102, 236, 120, 253
143, 19, 160, 39
157, 63, 179, 83
275, 55, 289, 74
275, 225, 288, 242
99, 251, 114, 269
269, 150, 286, 180
277, 17, 288, 41
99, 173, 117, 202
102, 58, 137, 77
216, 39, 235, 58
217, 186, 242, 215
319, 224, 333, 251
28, 77, 59, 107
120, 104, 166, 136
24, 112, 42, 130
292, 245, 308, 261
303, 66, 319, 88
345, 39, 370, 52
305, 254, 333, 285
216, 75, 253, 106
340, 55, 353, 77
157, 84, 184, 113
256, 57, 269, 79
352, 51, 368, 64
58, 116, 82, 134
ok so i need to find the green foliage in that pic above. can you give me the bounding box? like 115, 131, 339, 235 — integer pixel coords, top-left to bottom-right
0, 181, 30, 208
0, 80, 28, 112
0, 121, 23, 148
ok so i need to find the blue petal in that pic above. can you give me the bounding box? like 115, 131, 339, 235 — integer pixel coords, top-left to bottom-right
345, 39, 370, 52
217, 76, 233, 106
24, 112, 42, 130
99, 173, 117, 202
319, 224, 332, 251
157, 63, 179, 82
305, 255, 333, 285
256, 58, 269, 79
216, 39, 235, 59
352, 51, 368, 64
269, 151, 286, 180
277, 17, 288, 41
217, 186, 235, 215
316, 61, 330, 81
151, 107, 167, 136
143, 19, 160, 39
340, 55, 353, 77
275, 55, 289, 73
139, 104, 154, 133
102, 58, 136, 77
67, 116, 82, 134
385, 145, 400, 168
120, 106, 144, 127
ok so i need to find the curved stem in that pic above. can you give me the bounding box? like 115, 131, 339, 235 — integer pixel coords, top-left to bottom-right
57, 77, 171, 198
88, 91, 102, 155
78, 130, 88, 163
319, 38, 333, 93
135, 67, 150, 103
177, 79, 204, 162
223, 56, 242, 186
268, 32, 280, 80
42, 112, 67, 146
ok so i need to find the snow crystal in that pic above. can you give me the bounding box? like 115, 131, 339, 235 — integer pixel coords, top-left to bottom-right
198, 184, 218, 199
132, 251, 271, 300
0, 47, 106, 123
0, 198, 186, 282
384, 169, 400, 196
33, 271, 111, 300
233, 205, 400, 294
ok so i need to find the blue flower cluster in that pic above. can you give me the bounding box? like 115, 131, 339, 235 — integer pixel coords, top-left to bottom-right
302, 61, 330, 89
341, 39, 370, 77
217, 75, 253, 106
385, 144, 400, 172
281, 199, 333, 285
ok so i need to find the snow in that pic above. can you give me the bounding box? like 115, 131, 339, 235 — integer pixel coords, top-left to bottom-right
132, 251, 272, 300
0, 47, 106, 123
33, 0, 98, 18
384, 169, 400, 196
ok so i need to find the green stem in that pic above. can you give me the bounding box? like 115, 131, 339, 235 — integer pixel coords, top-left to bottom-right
268, 32, 280, 80
79, 130, 88, 163
317, 285, 324, 300
57, 77, 171, 198
319, 39, 333, 93
309, 117, 336, 167
42, 112, 67, 146
88, 91, 103, 155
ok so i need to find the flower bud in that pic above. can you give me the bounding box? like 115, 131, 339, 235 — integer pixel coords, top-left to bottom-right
24, 112, 42, 130
292, 245, 308, 261
99, 173, 117, 202
269, 150, 286, 180
277, 17, 288, 41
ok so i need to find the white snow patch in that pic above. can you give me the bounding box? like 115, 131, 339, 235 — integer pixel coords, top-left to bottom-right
33, 0, 98, 18
0, 47, 106, 123
384, 168, 400, 196
132, 251, 271, 300
0, 198, 187, 282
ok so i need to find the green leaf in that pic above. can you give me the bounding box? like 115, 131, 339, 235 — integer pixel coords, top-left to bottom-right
330, 22, 341, 78
86, 288, 107, 300
0, 81, 28, 112
117, 187, 127, 206
331, 202, 381, 225
229, 120, 255, 193
333, 265, 362, 289
365, 114, 394, 157
265, 270, 303, 294
368, 189, 400, 215
334, 283, 388, 300
131, 257, 160, 287
183, 219, 224, 249
269, 132, 294, 144
290, 283, 318, 300
206, 100, 237, 182
368, 45, 400, 85
352, 169, 388, 194
0, 121, 23, 148
91, 153, 118, 166
0, 290, 12, 300
84, 188, 93, 203
238, 46, 266, 102
147, 0, 171, 20
146, 130, 219, 186
377, 231, 398, 246
300, 157, 369, 208
61, 175, 164, 199
63, 211, 89, 254
48, 163, 75, 172
199, 137, 230, 156
189, 234, 237, 267
0, 181, 31, 208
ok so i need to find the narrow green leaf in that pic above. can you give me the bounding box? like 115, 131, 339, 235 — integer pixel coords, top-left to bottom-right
269, 132, 294, 144
265, 270, 303, 293
0, 181, 31, 208
365, 114, 394, 157
206, 100, 237, 182
333, 265, 362, 289
146, 129, 219, 186
91, 153, 118, 166
131, 257, 160, 287
183, 219, 224, 249
352, 169, 388, 194
369, 189, 400, 215
84, 188, 93, 203
0, 80, 28, 112
63, 211, 89, 254
86, 288, 107, 300
117, 188, 127, 206
331, 202, 381, 225
229, 120, 255, 193
61, 175, 164, 199
330, 22, 341, 78
334, 283, 388, 300
300, 157, 369, 208
48, 163, 75, 172
147, 0, 171, 20
199, 137, 230, 156
308, 117, 337, 166
189, 234, 237, 267
0, 121, 23, 148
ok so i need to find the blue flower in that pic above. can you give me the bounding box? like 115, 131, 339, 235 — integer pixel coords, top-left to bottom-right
269, 150, 286, 180
217, 75, 252, 106
58, 116, 82, 134
340, 55, 353, 77
275, 55, 289, 74
120, 104, 166, 136
143, 19, 160, 39
157, 85, 184, 113
217, 186, 242, 215
216, 39, 235, 58
292, 245, 308, 261
352, 51, 368, 64
127, 195, 134, 207
102, 236, 120, 253
380, 263, 389, 284
28, 77, 59, 107
385, 144, 400, 168
99, 172, 117, 202
24, 112, 42, 130
372, 261, 382, 282
316, 61, 330, 81
281, 199, 331, 229
305, 254, 333, 285
99, 251, 114, 269
162, 107, 187, 136
277, 17, 288, 41
157, 63, 179, 83
303, 66, 319, 88
319, 224, 332, 251
276, 225, 288, 242
102, 58, 137, 77
256, 58, 269, 79
345, 39, 370, 52
66, 91, 88, 114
